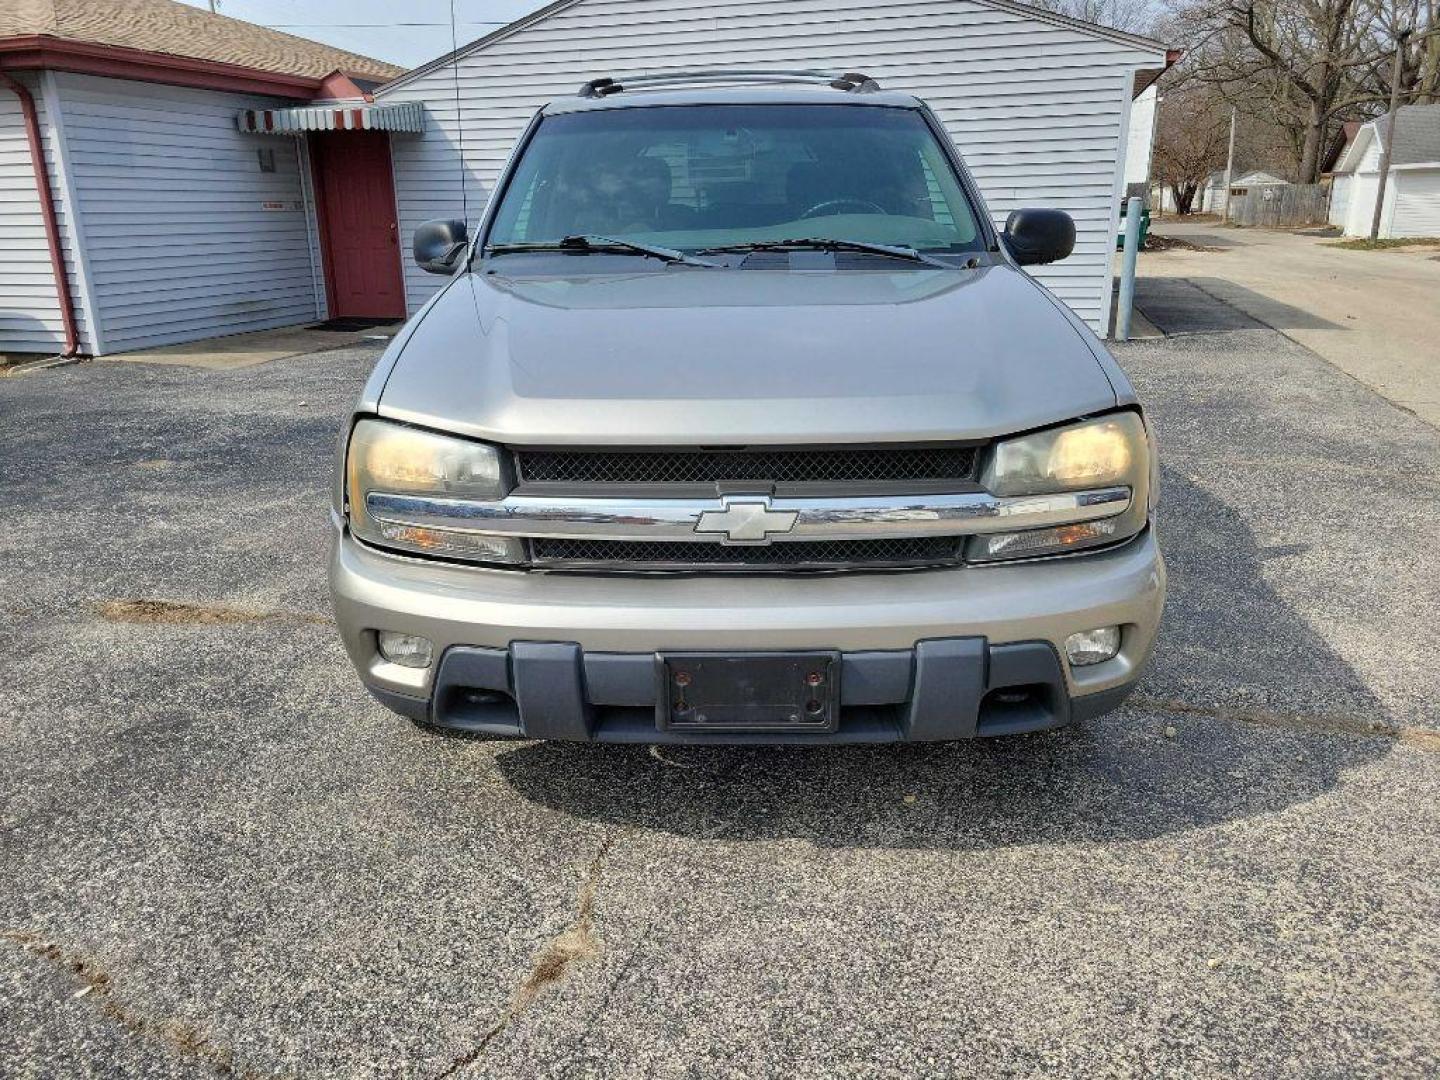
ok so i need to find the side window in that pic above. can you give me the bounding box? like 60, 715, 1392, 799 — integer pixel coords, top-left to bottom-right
510, 175, 538, 239
917, 153, 956, 226
489, 154, 545, 242
917, 141, 976, 242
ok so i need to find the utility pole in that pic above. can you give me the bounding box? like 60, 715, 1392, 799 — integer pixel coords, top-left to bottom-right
1370, 28, 1412, 242
1221, 106, 1237, 222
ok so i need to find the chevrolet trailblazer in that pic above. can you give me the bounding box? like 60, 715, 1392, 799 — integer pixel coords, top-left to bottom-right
329, 70, 1165, 743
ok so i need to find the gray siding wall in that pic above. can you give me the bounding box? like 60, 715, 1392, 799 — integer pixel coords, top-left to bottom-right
379, 0, 1164, 333
50, 72, 321, 354
0, 72, 65, 354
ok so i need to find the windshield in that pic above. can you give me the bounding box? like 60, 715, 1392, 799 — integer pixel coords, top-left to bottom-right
486, 104, 985, 256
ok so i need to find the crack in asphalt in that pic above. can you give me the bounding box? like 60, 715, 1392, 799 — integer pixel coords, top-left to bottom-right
1, 930, 255, 1077
1131, 696, 1440, 751
433, 830, 626, 1078
647, 745, 699, 769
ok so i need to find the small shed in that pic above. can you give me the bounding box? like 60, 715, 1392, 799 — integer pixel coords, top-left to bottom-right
1328, 105, 1440, 238
0, 0, 404, 357
376, 0, 1173, 336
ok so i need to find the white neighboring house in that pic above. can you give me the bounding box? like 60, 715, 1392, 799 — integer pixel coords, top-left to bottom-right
1149, 168, 1287, 215
1124, 81, 1159, 194
1198, 169, 1286, 215
0, 0, 403, 357
1149, 182, 1182, 213
376, 0, 1172, 336
1328, 105, 1440, 237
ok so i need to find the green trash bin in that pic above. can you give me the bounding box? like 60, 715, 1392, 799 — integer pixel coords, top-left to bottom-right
1116, 205, 1151, 251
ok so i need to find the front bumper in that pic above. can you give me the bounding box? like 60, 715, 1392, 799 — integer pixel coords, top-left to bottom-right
330, 528, 1165, 743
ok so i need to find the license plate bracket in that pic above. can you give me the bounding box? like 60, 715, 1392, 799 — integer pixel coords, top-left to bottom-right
657, 651, 840, 732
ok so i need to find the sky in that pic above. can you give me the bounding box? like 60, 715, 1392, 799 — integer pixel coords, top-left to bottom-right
176, 1, 553, 69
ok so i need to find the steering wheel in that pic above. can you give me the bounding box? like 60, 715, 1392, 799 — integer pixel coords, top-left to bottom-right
799, 198, 888, 219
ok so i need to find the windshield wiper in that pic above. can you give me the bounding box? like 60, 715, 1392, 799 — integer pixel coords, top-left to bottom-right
488, 234, 720, 268
698, 237, 958, 269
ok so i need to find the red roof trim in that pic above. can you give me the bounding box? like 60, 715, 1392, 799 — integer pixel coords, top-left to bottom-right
0, 35, 323, 99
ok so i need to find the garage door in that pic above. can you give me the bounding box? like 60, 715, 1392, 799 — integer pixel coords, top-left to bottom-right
1391, 170, 1440, 237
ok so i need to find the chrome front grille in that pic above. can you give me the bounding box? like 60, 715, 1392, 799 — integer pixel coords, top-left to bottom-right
365, 484, 1133, 573
532, 536, 963, 570
364, 423, 1135, 575
513, 445, 978, 488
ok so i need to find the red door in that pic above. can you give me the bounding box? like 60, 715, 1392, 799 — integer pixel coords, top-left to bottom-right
311, 131, 406, 319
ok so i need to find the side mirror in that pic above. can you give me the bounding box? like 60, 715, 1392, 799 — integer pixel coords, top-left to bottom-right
414, 218, 469, 275
1002, 209, 1075, 266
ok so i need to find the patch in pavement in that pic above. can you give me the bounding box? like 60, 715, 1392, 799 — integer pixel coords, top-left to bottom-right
1134, 277, 1266, 335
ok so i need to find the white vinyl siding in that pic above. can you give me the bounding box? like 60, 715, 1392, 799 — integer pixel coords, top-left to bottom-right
0, 73, 66, 354
1344, 173, 1379, 236
47, 72, 321, 354
379, 0, 1165, 333
1199, 175, 1222, 213
1124, 83, 1155, 187
1327, 174, 1351, 227
1389, 169, 1440, 237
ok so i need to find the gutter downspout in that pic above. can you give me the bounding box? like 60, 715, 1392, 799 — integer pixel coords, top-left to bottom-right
0, 71, 80, 356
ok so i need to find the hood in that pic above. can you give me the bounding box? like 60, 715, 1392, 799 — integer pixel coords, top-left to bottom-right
377, 264, 1116, 445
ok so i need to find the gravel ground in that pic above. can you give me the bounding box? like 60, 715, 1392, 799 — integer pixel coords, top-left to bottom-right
1, 328, 1437, 1078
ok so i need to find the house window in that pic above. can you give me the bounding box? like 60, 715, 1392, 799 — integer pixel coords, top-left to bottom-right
257, 148, 277, 173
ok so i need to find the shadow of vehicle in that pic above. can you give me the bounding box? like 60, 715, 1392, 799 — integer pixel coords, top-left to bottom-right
1136, 278, 1342, 335
491, 471, 1389, 850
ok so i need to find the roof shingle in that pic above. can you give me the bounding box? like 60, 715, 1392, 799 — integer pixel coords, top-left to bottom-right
1380, 104, 1440, 166
0, 0, 402, 82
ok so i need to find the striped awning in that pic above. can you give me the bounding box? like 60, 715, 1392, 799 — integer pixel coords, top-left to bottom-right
236, 101, 425, 135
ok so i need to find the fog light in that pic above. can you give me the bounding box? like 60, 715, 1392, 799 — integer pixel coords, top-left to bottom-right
377, 631, 433, 669
1065, 626, 1121, 667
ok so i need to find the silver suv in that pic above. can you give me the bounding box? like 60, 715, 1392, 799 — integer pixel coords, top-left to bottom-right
330, 71, 1165, 743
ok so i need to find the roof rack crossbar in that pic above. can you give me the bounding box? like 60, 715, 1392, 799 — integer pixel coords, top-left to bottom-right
577, 69, 881, 98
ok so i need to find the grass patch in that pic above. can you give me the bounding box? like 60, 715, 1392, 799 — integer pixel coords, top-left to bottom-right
1321, 236, 1440, 251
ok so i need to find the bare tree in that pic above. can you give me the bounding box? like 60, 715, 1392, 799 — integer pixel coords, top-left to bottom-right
1152, 82, 1232, 210
1028, 0, 1160, 33
1168, 0, 1438, 181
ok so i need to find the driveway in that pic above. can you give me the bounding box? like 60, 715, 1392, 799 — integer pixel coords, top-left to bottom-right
2, 335, 1438, 1077
1138, 220, 1440, 427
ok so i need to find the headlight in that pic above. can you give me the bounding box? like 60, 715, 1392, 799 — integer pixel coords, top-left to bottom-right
971, 412, 1151, 562
345, 419, 526, 564
982, 412, 1145, 495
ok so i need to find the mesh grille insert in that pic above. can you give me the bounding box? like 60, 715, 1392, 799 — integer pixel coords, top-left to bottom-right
515, 446, 977, 486
532, 536, 961, 568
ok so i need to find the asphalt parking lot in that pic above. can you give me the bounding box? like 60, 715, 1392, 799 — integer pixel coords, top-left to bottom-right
2, 320, 1438, 1077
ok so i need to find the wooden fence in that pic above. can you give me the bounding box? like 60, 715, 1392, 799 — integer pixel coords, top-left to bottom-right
1227, 184, 1328, 227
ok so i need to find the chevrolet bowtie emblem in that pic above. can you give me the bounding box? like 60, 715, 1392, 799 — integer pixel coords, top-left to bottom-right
694, 498, 799, 545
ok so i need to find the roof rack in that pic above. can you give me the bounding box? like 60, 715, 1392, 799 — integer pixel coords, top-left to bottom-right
577, 69, 882, 99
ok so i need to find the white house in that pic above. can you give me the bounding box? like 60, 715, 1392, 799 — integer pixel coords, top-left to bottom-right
1328, 105, 1440, 238
376, 0, 1173, 336
0, 0, 401, 357
1124, 81, 1159, 195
